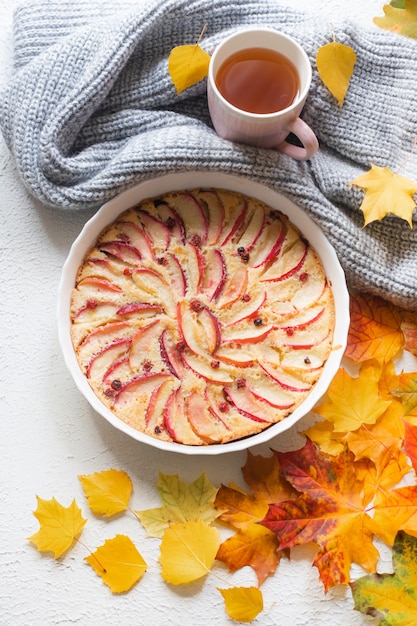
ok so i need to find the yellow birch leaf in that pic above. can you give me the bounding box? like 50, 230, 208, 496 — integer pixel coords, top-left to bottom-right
159, 520, 220, 584
168, 44, 211, 95
314, 365, 391, 432
218, 586, 264, 622
85, 534, 147, 593
316, 40, 356, 106
79, 469, 132, 517
350, 164, 417, 226
28, 496, 87, 558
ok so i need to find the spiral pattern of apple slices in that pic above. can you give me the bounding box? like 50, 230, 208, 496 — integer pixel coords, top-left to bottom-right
70, 188, 335, 445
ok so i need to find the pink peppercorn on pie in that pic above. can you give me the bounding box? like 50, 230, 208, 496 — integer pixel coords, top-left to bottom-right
70, 188, 335, 445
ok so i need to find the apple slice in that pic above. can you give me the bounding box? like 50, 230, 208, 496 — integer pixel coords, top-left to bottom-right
177, 301, 206, 357
201, 248, 227, 301
214, 346, 255, 367
102, 354, 131, 387
217, 265, 248, 309
185, 390, 230, 443
290, 272, 328, 310
181, 352, 235, 384
116, 302, 165, 317
166, 193, 209, 245
222, 322, 273, 344
136, 209, 171, 250
86, 337, 132, 380
116, 221, 154, 260
279, 327, 331, 350
220, 199, 248, 245
198, 306, 221, 353
132, 268, 175, 316
156, 203, 186, 244
280, 350, 324, 370
79, 257, 125, 282
186, 242, 205, 294
260, 239, 308, 282
246, 377, 296, 409
195, 190, 225, 245
79, 321, 131, 348
77, 277, 122, 293
129, 320, 161, 369
236, 205, 265, 252
163, 253, 187, 297
145, 378, 176, 432
159, 329, 184, 378
224, 386, 277, 423
251, 219, 286, 268
114, 372, 172, 407
163, 388, 204, 445
223, 291, 267, 326
98, 241, 142, 266
274, 305, 325, 331
74, 300, 120, 324
259, 362, 312, 392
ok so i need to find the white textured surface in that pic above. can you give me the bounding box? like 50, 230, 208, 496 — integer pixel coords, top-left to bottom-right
0, 1, 410, 625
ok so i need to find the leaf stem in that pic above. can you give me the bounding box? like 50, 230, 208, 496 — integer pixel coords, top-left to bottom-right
75, 537, 107, 573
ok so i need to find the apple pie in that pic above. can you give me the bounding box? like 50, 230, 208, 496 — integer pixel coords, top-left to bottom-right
70, 188, 335, 445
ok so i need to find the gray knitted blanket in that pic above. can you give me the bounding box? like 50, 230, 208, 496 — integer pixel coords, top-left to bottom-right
1, 0, 416, 310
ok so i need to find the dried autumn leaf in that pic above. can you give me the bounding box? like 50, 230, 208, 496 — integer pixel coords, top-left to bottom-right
373, 484, 417, 545
218, 586, 264, 622
85, 534, 147, 593
136, 472, 220, 538
391, 371, 417, 415
159, 520, 220, 584
355, 453, 411, 507
373, 0, 417, 39
316, 39, 356, 107
79, 469, 132, 517
345, 292, 404, 363
341, 394, 405, 465
350, 163, 417, 226
168, 43, 210, 95
401, 311, 417, 356
404, 420, 417, 472
214, 452, 293, 585
314, 364, 391, 432
261, 439, 380, 591
351, 531, 417, 624
28, 496, 86, 558
302, 418, 345, 456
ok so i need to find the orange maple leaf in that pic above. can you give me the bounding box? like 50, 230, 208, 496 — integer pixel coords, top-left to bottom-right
260, 439, 380, 591
373, 485, 417, 545
345, 292, 404, 363
214, 452, 293, 585
401, 310, 417, 357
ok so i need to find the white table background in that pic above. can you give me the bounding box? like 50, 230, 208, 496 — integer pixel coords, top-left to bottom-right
1, 1, 415, 624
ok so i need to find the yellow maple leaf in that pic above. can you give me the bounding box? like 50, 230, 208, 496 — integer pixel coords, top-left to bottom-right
218, 586, 264, 622
302, 418, 345, 456
350, 164, 417, 226
136, 472, 221, 538
85, 534, 147, 593
314, 364, 392, 432
168, 42, 210, 95
316, 39, 356, 106
159, 520, 220, 584
79, 468, 132, 517
373, 0, 417, 39
28, 496, 87, 558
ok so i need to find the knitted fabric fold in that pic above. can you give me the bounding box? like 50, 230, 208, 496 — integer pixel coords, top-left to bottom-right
1, 0, 416, 309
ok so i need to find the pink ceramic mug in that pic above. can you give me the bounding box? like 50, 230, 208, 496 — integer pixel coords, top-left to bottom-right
207, 28, 319, 161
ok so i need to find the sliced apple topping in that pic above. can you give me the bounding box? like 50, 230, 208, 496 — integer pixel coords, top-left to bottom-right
71, 187, 335, 446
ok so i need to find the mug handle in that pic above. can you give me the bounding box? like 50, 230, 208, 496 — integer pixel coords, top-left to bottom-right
277, 117, 319, 161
